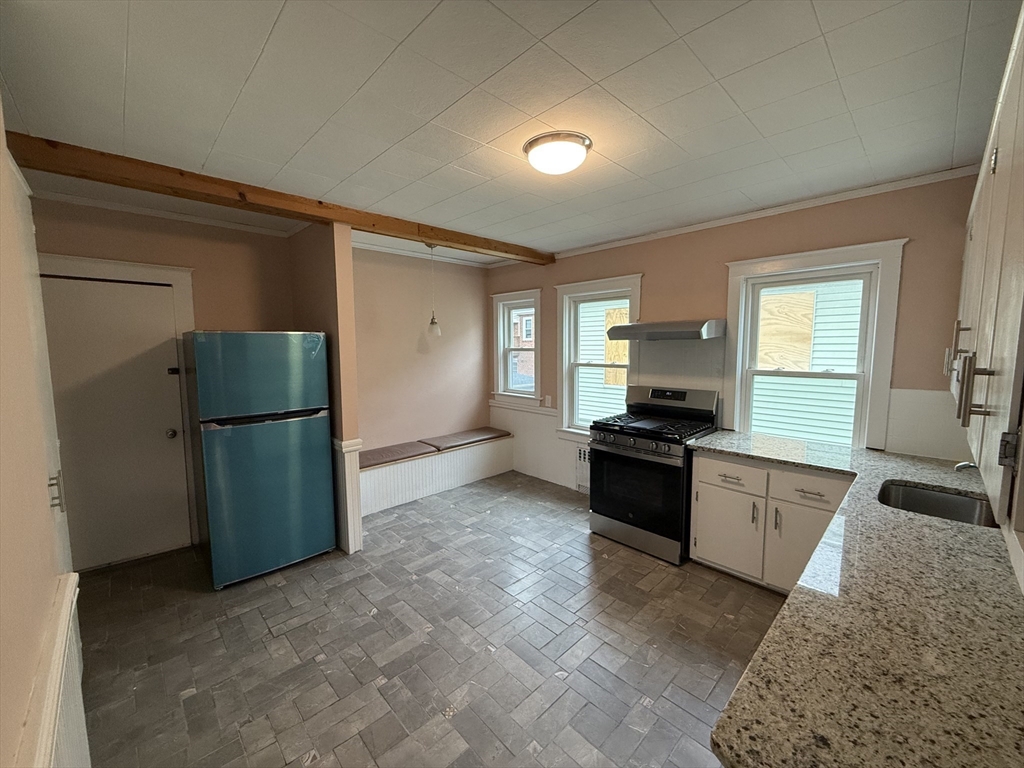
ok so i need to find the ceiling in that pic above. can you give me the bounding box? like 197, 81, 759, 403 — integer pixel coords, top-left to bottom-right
1, 0, 1019, 257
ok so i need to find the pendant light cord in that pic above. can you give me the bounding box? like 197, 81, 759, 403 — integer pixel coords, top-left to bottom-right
428, 244, 436, 314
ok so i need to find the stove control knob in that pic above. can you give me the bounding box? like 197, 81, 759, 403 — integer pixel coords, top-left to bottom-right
628, 438, 636, 447
650, 441, 660, 452
607, 434, 616, 444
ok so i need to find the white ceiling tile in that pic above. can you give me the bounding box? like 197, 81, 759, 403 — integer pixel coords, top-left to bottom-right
356, 46, 473, 121
202, 150, 282, 187
404, 0, 536, 83
768, 113, 858, 157
325, 0, 439, 41
344, 164, 416, 195
643, 83, 740, 141
416, 184, 514, 223
719, 38, 837, 111
746, 80, 849, 136
825, 0, 969, 77
539, 85, 634, 130
451, 145, 526, 177
420, 164, 490, 193
0, 0, 128, 153
371, 181, 453, 216
213, 0, 396, 164
840, 35, 965, 110
322, 179, 390, 208
953, 95, 996, 166
811, 0, 901, 34
329, 90, 428, 145
363, 146, 445, 181
648, 139, 780, 188
432, 88, 531, 143
651, 0, 748, 36
684, 1, 822, 78
568, 177, 663, 211
0, 74, 27, 133
851, 79, 960, 134
859, 111, 957, 155
288, 122, 392, 179
673, 114, 763, 159
590, 115, 672, 161
397, 122, 483, 163
868, 134, 955, 182
491, 0, 593, 37
445, 195, 541, 229
740, 174, 811, 207
599, 39, 714, 113
615, 140, 691, 176
124, 1, 281, 171
569, 160, 640, 192
543, 0, 678, 81
499, 165, 588, 201
269, 166, 341, 198
784, 136, 866, 173
797, 156, 876, 195
481, 43, 592, 114
487, 118, 555, 156
960, 16, 1019, 106
968, 0, 1023, 29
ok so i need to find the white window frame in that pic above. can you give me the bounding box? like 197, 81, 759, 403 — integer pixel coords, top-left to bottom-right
556, 274, 642, 436
493, 289, 540, 402
521, 316, 533, 341
725, 240, 905, 449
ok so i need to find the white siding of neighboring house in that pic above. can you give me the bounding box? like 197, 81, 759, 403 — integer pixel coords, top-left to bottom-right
750, 280, 863, 444
575, 298, 628, 426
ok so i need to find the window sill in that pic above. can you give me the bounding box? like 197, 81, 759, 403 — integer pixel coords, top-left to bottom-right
556, 428, 590, 443
489, 398, 558, 417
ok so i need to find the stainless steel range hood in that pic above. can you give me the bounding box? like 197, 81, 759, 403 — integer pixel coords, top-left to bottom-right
606, 319, 726, 341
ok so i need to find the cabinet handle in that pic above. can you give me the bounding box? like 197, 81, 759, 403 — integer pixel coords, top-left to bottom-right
794, 488, 825, 498
751, 501, 758, 525
958, 352, 996, 427
774, 507, 780, 530
718, 473, 742, 482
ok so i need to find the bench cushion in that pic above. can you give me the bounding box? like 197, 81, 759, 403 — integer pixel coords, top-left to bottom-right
420, 427, 512, 452
359, 441, 437, 469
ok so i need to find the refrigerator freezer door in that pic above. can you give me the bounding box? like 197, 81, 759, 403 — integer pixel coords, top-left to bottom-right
191, 331, 329, 420
201, 411, 335, 587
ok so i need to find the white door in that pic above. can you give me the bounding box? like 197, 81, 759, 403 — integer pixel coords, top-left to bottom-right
763, 501, 835, 592
692, 483, 764, 580
41, 276, 191, 569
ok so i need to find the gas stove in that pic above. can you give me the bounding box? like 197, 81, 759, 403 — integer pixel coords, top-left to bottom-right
589, 387, 718, 460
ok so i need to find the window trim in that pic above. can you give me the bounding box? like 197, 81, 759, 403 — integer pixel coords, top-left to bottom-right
521, 316, 533, 341
725, 240, 905, 449
493, 289, 540, 402
556, 274, 642, 435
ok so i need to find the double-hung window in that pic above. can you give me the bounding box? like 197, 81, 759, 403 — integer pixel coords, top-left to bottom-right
558, 275, 641, 431
494, 289, 539, 399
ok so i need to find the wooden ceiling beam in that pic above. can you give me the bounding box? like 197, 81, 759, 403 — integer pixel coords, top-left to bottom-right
5, 132, 554, 265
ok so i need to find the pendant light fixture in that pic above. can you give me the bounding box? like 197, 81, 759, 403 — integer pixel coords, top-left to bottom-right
523, 131, 593, 175
427, 244, 441, 337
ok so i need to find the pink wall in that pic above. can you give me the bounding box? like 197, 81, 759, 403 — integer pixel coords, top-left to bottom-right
31, 199, 294, 331
353, 248, 490, 451
487, 175, 975, 405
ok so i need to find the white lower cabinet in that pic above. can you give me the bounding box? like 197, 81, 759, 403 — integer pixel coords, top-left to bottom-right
762, 500, 835, 592
692, 483, 764, 580
691, 452, 851, 593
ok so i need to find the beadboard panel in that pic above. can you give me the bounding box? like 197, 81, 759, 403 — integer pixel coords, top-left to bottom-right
489, 404, 578, 489
360, 438, 513, 516
885, 388, 972, 461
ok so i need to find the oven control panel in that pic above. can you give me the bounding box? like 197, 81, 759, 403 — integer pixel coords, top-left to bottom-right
649, 388, 687, 401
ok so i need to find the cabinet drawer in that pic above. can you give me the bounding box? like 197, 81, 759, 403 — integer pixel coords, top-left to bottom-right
696, 455, 768, 496
770, 468, 852, 512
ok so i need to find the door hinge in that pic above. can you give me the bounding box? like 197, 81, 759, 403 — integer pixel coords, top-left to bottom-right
990, 146, 999, 174
695, 490, 699, 502
998, 430, 1019, 468
693, 536, 697, 548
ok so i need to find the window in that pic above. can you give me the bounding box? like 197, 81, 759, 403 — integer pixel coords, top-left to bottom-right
726, 240, 904, 449
557, 275, 641, 432
494, 290, 539, 399
744, 273, 872, 445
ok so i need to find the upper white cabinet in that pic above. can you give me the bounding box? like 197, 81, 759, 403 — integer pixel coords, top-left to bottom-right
691, 451, 852, 592
950, 20, 1024, 530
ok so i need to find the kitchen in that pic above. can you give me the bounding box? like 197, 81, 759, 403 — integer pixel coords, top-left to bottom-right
2, 2, 1023, 768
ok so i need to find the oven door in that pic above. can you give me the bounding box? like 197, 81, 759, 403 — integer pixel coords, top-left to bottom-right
589, 442, 685, 541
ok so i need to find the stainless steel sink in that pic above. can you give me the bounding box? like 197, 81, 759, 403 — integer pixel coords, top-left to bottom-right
877, 481, 997, 528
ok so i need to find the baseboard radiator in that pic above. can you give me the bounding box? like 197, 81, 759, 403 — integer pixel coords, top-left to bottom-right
360, 436, 514, 516
17, 572, 91, 768
576, 445, 591, 495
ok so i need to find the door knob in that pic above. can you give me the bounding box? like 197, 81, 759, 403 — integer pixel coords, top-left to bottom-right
166, 429, 178, 439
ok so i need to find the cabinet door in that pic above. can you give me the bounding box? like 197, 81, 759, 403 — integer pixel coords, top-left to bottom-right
692, 483, 764, 580
763, 501, 834, 592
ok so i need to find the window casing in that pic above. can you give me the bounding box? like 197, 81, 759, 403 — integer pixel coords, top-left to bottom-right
494, 290, 539, 400
557, 275, 641, 432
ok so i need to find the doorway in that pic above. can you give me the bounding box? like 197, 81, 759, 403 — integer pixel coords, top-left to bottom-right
40, 256, 196, 570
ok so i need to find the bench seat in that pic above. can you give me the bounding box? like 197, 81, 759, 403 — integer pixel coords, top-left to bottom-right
359, 441, 437, 470
420, 427, 511, 452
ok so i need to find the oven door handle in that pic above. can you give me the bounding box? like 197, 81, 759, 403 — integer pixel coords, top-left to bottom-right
589, 442, 684, 467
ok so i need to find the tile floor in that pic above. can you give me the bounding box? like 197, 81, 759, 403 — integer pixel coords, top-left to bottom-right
79, 472, 784, 768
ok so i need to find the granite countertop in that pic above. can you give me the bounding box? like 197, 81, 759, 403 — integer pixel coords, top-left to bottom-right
689, 431, 1024, 768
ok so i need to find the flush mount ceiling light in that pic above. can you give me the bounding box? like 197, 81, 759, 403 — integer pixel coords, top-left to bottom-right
523, 131, 593, 175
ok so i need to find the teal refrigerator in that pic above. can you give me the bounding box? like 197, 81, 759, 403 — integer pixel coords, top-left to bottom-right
184, 331, 336, 588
